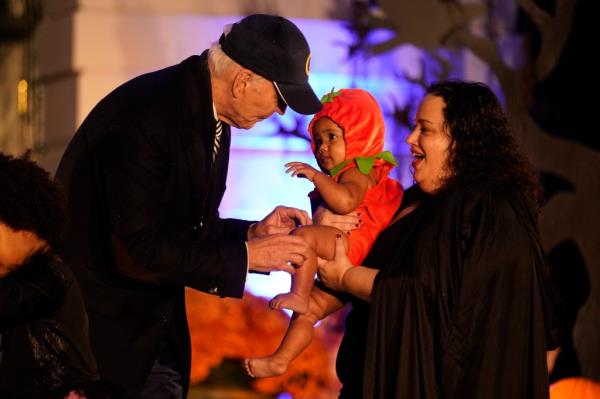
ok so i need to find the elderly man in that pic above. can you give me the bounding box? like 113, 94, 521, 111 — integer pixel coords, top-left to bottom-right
55, 14, 321, 398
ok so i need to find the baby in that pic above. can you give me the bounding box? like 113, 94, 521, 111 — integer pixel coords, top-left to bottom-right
245, 88, 403, 377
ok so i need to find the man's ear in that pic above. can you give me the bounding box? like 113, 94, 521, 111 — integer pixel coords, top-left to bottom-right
232, 69, 253, 99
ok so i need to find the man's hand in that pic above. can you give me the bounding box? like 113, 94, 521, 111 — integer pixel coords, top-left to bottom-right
249, 205, 311, 239
246, 234, 311, 274
285, 161, 320, 182
313, 206, 360, 234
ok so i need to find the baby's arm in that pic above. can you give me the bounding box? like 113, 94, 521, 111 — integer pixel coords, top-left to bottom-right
286, 162, 373, 214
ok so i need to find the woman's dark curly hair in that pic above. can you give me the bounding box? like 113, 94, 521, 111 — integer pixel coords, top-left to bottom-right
427, 80, 541, 205
0, 151, 67, 249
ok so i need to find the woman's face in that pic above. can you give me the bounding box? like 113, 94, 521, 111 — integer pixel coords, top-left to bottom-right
406, 94, 452, 194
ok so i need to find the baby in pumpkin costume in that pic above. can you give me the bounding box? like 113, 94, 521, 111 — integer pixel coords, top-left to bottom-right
245, 88, 403, 378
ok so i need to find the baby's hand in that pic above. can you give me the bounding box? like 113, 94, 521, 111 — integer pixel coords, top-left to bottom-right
285, 161, 319, 182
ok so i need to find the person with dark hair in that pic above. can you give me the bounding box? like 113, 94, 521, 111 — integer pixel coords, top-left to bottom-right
54, 14, 321, 398
317, 81, 561, 398
0, 152, 101, 398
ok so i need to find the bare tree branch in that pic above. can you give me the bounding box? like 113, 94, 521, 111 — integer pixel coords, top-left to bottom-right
517, 0, 576, 80
444, 29, 515, 90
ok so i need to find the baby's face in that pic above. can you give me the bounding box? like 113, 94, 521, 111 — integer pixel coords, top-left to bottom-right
312, 117, 346, 172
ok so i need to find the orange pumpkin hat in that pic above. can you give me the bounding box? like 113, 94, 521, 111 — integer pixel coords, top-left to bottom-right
308, 88, 385, 162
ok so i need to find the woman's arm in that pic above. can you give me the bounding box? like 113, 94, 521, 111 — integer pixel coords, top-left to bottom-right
317, 235, 378, 302
341, 266, 379, 302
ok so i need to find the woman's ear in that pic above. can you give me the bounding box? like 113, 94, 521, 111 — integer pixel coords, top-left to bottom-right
232, 69, 253, 99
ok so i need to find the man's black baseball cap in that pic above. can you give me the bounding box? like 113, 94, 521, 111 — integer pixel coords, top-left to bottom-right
219, 14, 322, 115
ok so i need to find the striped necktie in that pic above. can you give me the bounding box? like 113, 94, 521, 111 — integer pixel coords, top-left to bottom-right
212, 120, 222, 163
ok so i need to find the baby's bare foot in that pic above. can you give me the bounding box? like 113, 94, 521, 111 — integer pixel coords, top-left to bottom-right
244, 357, 288, 378
269, 292, 308, 314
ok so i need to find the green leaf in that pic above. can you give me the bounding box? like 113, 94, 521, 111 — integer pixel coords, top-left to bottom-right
329, 150, 399, 177
320, 87, 342, 104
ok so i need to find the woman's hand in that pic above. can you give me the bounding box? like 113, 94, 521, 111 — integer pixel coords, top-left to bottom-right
313, 206, 360, 234
285, 161, 320, 182
317, 234, 354, 292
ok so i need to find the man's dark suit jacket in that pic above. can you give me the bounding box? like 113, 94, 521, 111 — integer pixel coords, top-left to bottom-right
55, 51, 253, 397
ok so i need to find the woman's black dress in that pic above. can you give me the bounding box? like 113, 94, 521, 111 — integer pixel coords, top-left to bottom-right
337, 185, 560, 399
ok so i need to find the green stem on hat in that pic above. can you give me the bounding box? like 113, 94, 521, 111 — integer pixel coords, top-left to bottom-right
320, 87, 341, 104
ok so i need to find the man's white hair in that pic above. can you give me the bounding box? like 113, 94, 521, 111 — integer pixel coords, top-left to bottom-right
208, 43, 240, 78
208, 27, 268, 84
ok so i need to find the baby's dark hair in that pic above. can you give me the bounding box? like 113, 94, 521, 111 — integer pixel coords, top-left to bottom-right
0, 151, 66, 248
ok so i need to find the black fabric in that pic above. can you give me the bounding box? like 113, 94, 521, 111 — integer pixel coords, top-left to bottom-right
337, 185, 560, 399
337, 186, 425, 398
219, 14, 309, 83
140, 340, 183, 399
0, 252, 100, 398
546, 239, 589, 382
54, 52, 253, 397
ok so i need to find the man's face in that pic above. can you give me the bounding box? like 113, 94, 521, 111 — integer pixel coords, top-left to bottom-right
222, 72, 286, 130
0, 221, 47, 277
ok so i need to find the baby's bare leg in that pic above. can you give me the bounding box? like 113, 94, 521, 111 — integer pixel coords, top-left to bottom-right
269, 225, 345, 313
246, 286, 344, 378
